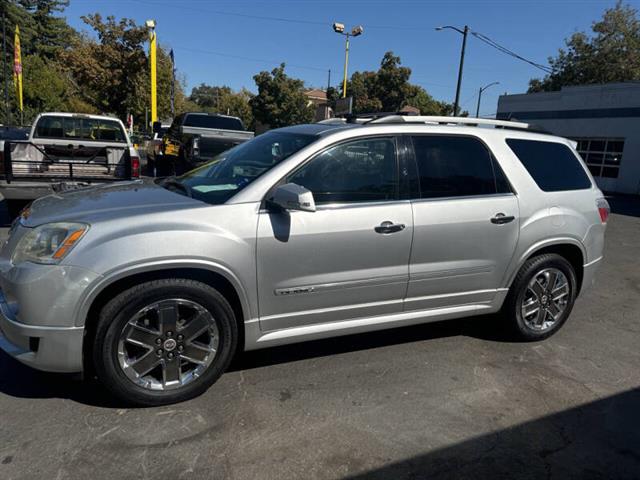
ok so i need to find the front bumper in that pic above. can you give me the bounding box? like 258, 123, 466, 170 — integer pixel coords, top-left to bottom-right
0, 290, 84, 372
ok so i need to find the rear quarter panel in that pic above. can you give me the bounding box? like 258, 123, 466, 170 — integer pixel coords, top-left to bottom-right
483, 131, 603, 288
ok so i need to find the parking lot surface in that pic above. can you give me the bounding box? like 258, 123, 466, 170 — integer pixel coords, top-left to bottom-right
0, 197, 639, 479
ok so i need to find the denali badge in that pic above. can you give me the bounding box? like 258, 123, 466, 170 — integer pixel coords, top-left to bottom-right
274, 286, 315, 296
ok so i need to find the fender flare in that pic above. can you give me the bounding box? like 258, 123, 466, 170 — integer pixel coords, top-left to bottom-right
503, 236, 587, 289
73, 258, 253, 328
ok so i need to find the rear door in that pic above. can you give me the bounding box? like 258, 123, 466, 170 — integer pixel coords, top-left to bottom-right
405, 134, 520, 311
256, 136, 413, 331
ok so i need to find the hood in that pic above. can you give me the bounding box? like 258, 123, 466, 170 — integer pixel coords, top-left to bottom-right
21, 179, 202, 227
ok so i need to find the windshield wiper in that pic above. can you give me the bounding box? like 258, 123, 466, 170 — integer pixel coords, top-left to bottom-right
162, 177, 193, 198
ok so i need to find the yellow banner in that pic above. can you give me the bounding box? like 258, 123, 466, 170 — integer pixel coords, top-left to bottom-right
13, 25, 23, 113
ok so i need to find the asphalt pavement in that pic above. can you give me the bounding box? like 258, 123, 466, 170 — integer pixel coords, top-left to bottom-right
0, 196, 639, 479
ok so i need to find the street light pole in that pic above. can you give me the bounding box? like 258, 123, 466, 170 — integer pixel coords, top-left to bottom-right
475, 81, 500, 117
436, 25, 469, 116
342, 34, 350, 98
2, 9, 9, 125
146, 19, 158, 126
333, 23, 363, 98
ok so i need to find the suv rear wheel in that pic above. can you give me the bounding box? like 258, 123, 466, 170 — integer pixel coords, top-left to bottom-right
93, 279, 237, 406
503, 253, 578, 340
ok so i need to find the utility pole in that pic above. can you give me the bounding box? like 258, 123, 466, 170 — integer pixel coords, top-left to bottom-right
435, 25, 469, 116
454, 26, 469, 116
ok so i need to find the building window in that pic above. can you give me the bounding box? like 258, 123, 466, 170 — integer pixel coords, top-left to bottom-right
574, 138, 624, 179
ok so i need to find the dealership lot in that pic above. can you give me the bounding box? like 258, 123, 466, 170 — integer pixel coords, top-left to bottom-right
0, 197, 638, 480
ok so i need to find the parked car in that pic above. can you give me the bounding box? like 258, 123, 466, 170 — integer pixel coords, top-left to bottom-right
0, 112, 140, 216
0, 115, 608, 406
160, 112, 254, 175
145, 121, 170, 176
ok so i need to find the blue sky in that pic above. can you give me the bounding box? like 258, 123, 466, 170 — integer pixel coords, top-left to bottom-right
64, 0, 638, 116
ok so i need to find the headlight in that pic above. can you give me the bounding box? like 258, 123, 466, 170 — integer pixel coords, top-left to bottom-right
12, 222, 89, 265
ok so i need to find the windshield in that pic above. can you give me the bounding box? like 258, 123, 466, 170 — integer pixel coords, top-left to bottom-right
161, 131, 317, 204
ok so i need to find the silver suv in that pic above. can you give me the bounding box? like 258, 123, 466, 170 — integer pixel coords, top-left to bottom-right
0, 116, 608, 406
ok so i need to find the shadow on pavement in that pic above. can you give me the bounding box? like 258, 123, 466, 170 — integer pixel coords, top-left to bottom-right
346, 387, 640, 479
0, 314, 511, 408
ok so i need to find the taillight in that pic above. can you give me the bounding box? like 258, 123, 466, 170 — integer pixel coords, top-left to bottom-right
597, 198, 610, 224
131, 156, 140, 178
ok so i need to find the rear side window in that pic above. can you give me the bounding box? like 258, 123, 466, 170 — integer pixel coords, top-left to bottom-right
506, 139, 592, 191
411, 135, 510, 199
184, 114, 244, 131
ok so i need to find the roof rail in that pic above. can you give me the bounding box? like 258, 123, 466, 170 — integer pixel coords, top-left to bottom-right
367, 115, 533, 131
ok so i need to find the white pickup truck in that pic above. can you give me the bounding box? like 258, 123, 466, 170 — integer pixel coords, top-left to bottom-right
0, 112, 140, 215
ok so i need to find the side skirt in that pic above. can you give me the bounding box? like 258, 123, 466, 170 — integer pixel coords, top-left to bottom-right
244, 289, 508, 351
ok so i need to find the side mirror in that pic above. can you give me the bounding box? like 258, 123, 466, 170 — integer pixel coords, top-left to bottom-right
152, 121, 162, 134
269, 183, 316, 212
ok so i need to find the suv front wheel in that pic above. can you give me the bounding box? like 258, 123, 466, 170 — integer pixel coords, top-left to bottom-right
93, 279, 237, 406
503, 253, 578, 341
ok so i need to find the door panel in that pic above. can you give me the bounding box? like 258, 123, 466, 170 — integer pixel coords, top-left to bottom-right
257, 203, 413, 331
406, 195, 519, 310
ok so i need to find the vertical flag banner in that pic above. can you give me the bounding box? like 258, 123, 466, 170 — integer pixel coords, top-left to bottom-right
13, 25, 23, 115
169, 49, 175, 117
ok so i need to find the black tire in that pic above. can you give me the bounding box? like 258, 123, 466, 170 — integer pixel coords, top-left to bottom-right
93, 279, 237, 406
502, 253, 578, 341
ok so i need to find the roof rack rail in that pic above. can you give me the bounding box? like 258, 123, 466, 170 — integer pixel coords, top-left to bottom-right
367, 114, 528, 129
364, 114, 551, 134
343, 111, 418, 124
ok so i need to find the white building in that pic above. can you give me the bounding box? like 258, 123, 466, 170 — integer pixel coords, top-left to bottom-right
497, 83, 640, 194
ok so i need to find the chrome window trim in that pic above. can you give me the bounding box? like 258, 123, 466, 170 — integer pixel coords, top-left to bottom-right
409, 192, 516, 205
257, 199, 412, 214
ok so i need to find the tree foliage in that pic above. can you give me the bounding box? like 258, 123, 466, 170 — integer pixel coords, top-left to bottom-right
529, 1, 640, 92
1, 2, 188, 126
250, 64, 315, 128
189, 84, 254, 128
336, 52, 455, 115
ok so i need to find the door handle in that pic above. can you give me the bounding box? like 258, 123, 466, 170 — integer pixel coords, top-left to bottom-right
491, 213, 515, 225
375, 221, 406, 234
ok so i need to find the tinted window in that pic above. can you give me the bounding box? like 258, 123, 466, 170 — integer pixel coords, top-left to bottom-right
34, 116, 126, 142
411, 135, 504, 198
288, 137, 398, 204
184, 114, 244, 131
506, 139, 592, 191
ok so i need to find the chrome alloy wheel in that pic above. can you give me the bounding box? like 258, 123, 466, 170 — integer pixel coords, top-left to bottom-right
117, 299, 219, 391
520, 268, 571, 332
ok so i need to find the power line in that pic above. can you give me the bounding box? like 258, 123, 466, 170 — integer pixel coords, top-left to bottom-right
128, 0, 432, 30
172, 45, 328, 72
470, 30, 552, 73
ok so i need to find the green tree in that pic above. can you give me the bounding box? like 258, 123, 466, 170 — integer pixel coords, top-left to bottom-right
188, 84, 254, 128
62, 14, 148, 119
529, 1, 640, 92
62, 14, 187, 125
250, 64, 314, 129
340, 51, 455, 115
